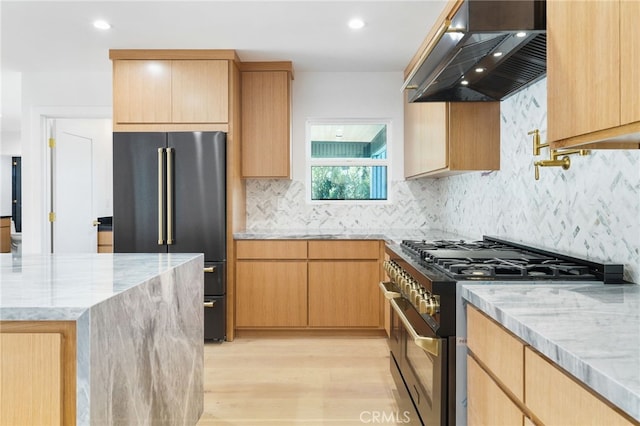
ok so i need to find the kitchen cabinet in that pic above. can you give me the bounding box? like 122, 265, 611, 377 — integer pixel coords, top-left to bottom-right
467, 304, 636, 426
110, 50, 237, 131
97, 230, 112, 253
234, 239, 384, 330
236, 240, 307, 328
467, 355, 524, 426
525, 347, 635, 426
0, 322, 76, 426
547, 0, 640, 149
0, 217, 10, 253
404, 99, 500, 178
240, 62, 293, 178
308, 241, 382, 327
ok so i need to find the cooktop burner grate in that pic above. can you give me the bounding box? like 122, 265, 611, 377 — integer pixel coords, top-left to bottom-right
400, 237, 621, 282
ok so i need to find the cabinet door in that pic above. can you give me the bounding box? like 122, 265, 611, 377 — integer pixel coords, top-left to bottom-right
113, 60, 172, 124
308, 261, 380, 327
0, 333, 63, 425
172, 60, 229, 123
547, 0, 620, 141
448, 102, 500, 172
621, 0, 640, 125
404, 99, 429, 178
525, 347, 634, 426
467, 355, 524, 426
241, 71, 291, 177
236, 261, 307, 327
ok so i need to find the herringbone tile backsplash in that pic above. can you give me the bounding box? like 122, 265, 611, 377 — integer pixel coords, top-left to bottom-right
246, 78, 640, 284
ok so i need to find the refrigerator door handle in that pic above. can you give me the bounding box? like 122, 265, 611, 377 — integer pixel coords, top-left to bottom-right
157, 148, 165, 245
166, 147, 174, 245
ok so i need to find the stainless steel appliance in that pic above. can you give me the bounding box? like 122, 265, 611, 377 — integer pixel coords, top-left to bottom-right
380, 236, 625, 425
404, 0, 547, 102
113, 131, 226, 341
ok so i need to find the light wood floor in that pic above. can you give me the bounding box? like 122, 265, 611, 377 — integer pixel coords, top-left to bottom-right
197, 335, 405, 425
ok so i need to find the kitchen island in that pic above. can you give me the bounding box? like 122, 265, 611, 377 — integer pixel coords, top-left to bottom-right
462, 283, 640, 424
0, 253, 204, 425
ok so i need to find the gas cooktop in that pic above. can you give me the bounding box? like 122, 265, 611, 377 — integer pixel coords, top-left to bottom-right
400, 236, 625, 283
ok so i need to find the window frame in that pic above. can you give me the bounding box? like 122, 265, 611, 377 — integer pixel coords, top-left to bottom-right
305, 118, 392, 205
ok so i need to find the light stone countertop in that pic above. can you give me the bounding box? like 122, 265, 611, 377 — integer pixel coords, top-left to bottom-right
234, 228, 475, 243
461, 283, 640, 422
0, 252, 203, 320
0, 252, 204, 425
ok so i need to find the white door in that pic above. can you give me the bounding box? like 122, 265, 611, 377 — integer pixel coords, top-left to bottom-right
52, 123, 95, 253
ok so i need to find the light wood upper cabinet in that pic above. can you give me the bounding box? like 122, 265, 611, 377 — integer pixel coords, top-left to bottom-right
113, 60, 172, 124
171, 60, 228, 123
240, 63, 293, 178
404, 100, 500, 178
113, 59, 228, 126
110, 50, 238, 131
620, 0, 640, 126
547, 0, 640, 149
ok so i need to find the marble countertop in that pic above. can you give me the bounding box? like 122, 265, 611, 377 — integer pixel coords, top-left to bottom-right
461, 283, 640, 422
0, 253, 204, 321
234, 228, 475, 243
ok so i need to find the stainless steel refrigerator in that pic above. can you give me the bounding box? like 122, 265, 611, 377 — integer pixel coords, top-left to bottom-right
113, 131, 226, 341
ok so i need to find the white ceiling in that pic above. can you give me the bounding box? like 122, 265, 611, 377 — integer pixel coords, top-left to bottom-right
0, 0, 447, 139
1, 0, 447, 73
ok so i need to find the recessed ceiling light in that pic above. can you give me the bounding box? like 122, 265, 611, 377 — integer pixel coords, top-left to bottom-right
461, 79, 469, 86
93, 20, 111, 30
348, 18, 365, 30
516, 31, 527, 38
475, 67, 485, 73
493, 51, 503, 57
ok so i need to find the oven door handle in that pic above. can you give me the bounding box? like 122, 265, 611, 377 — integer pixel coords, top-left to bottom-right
379, 281, 401, 299
390, 298, 440, 357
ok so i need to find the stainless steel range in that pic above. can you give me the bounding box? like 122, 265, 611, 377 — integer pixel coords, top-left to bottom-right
379, 236, 625, 426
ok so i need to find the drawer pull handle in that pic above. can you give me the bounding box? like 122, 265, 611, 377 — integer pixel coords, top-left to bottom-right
204, 267, 217, 273
204, 301, 216, 308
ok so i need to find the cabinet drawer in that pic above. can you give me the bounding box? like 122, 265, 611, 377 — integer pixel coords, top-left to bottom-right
308, 240, 380, 260
236, 240, 307, 259
525, 347, 635, 426
467, 304, 525, 401
467, 354, 524, 426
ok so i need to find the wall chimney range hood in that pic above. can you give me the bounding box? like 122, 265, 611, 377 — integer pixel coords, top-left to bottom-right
404, 0, 546, 102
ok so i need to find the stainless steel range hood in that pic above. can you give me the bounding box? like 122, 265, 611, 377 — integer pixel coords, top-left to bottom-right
404, 0, 546, 102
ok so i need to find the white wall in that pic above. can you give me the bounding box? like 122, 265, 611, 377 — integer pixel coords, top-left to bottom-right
291, 71, 405, 181
245, 71, 441, 231
21, 71, 111, 253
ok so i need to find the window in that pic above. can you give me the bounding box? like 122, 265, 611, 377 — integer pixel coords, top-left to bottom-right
307, 120, 389, 202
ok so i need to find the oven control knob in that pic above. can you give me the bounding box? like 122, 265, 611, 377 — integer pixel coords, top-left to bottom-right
424, 296, 440, 316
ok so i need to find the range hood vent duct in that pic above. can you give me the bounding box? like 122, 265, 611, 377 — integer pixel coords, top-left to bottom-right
404, 0, 547, 102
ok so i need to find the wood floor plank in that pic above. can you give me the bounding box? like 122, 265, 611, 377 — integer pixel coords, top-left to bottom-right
198, 336, 405, 425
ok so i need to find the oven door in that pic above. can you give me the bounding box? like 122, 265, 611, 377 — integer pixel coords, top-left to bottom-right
391, 297, 448, 426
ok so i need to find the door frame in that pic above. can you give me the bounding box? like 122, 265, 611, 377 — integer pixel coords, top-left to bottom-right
24, 106, 111, 254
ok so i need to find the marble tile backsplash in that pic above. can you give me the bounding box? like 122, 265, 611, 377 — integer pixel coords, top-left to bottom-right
245, 78, 640, 284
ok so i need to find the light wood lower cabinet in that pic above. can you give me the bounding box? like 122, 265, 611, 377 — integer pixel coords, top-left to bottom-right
235, 261, 307, 327
235, 239, 383, 330
525, 347, 635, 426
467, 354, 524, 426
467, 304, 637, 426
308, 261, 380, 327
97, 230, 113, 253
0, 321, 76, 426
0, 217, 10, 253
